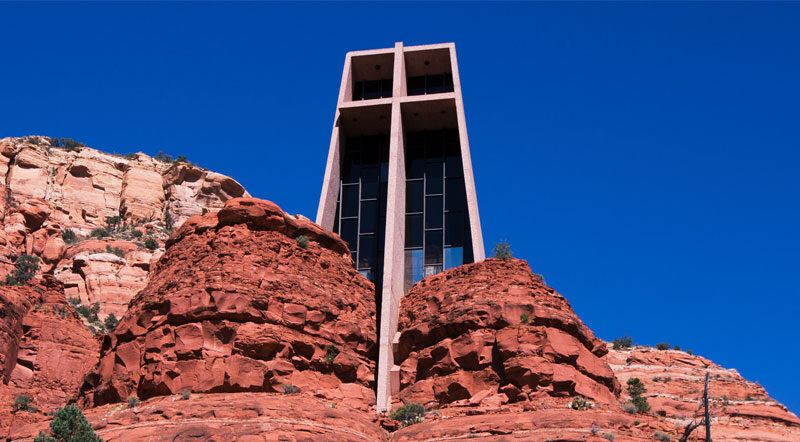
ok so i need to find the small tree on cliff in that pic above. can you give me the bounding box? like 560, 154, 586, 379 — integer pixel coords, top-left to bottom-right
34, 404, 102, 442
5, 254, 39, 286
626, 378, 651, 413
492, 240, 512, 260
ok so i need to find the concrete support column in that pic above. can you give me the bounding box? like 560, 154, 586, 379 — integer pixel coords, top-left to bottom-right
449, 45, 485, 260
376, 42, 406, 414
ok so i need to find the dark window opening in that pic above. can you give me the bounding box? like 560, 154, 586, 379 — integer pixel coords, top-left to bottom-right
406, 73, 454, 96
353, 79, 393, 100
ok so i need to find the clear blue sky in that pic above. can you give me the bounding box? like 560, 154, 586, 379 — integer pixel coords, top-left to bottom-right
1, 2, 798, 413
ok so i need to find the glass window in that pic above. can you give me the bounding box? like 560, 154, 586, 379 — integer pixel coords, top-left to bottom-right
341, 218, 358, 252
408, 76, 425, 95
382, 79, 393, 98
353, 81, 364, 101
425, 163, 443, 195
377, 216, 386, 248
444, 73, 454, 92
445, 138, 463, 177
378, 182, 387, 213
425, 133, 444, 160
445, 177, 466, 211
342, 147, 360, 184
425, 230, 443, 265
445, 212, 464, 246
404, 249, 424, 291
406, 144, 424, 179
427, 74, 445, 94
364, 80, 382, 99
342, 185, 359, 217
360, 200, 376, 233
425, 196, 443, 229
359, 269, 374, 282
362, 143, 379, 165
444, 247, 463, 270
405, 214, 423, 248
361, 167, 379, 199
406, 180, 423, 213
358, 234, 376, 269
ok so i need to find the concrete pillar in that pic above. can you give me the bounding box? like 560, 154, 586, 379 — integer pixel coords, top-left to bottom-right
376, 41, 406, 414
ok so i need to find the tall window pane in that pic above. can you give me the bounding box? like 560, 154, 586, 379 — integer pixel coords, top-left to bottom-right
444, 247, 463, 270
358, 234, 376, 269
425, 196, 443, 229
445, 177, 466, 211
341, 218, 358, 252
361, 167, 379, 199
406, 180, 423, 213
360, 200, 376, 233
405, 214, 423, 248
342, 185, 359, 217
425, 230, 443, 265
425, 163, 443, 195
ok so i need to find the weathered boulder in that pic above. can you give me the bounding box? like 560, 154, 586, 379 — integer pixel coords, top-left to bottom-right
396, 258, 620, 409
82, 198, 377, 411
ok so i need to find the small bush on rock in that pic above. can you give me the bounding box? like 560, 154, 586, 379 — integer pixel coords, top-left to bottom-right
654, 431, 672, 441
62, 229, 78, 244
127, 395, 139, 408
655, 342, 671, 350
34, 404, 101, 442
105, 245, 125, 258
131, 229, 143, 239
180, 390, 191, 400
603, 434, 616, 441
566, 395, 594, 410
627, 378, 651, 413
103, 314, 119, 331
324, 344, 339, 364
520, 313, 530, 324
492, 240, 512, 260
5, 254, 39, 286
612, 335, 633, 350
144, 238, 158, 251
90, 228, 110, 238
12, 395, 34, 413
281, 384, 300, 394
295, 235, 309, 249
390, 402, 425, 427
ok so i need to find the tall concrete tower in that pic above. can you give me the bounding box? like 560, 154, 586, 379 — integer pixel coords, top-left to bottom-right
316, 42, 484, 412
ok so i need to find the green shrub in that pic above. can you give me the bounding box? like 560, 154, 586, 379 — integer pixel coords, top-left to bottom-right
390, 402, 425, 427
124, 153, 136, 160
34, 404, 101, 442
5, 254, 39, 286
622, 402, 637, 414
90, 228, 110, 238
127, 395, 139, 408
492, 240, 512, 260
627, 377, 650, 413
180, 390, 191, 400
104, 216, 121, 231
62, 229, 78, 244
144, 238, 158, 251
154, 150, 173, 163
131, 229, 143, 239
296, 235, 309, 249
519, 313, 530, 325
164, 211, 174, 230
654, 431, 672, 441
281, 384, 300, 394
105, 245, 125, 258
12, 395, 34, 413
612, 335, 633, 350
687, 349, 693, 355
324, 344, 339, 364
566, 395, 593, 410
673, 345, 680, 350
48, 138, 85, 151
603, 434, 616, 441
104, 314, 119, 331
655, 342, 671, 350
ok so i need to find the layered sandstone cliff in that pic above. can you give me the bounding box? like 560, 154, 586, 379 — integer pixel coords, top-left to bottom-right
0, 136, 249, 323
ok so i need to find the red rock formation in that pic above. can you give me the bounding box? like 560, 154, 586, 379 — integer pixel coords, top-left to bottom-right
0, 276, 99, 436
82, 198, 377, 412
0, 136, 250, 321
9, 393, 388, 441
607, 346, 800, 441
396, 258, 620, 410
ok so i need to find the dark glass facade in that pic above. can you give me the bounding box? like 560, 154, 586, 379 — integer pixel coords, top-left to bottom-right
353, 79, 393, 100
333, 135, 389, 288
407, 73, 454, 96
404, 129, 472, 291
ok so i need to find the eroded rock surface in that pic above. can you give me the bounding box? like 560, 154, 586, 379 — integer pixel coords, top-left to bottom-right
396, 258, 620, 410
82, 198, 378, 411
0, 277, 99, 435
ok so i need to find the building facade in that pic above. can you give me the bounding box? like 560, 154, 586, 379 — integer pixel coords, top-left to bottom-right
316, 42, 484, 413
